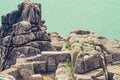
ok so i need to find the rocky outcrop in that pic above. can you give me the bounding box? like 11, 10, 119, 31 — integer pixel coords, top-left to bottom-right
64, 30, 119, 74
0, 1, 120, 80
26, 51, 71, 73
49, 32, 66, 51
0, 51, 71, 80
0, 1, 42, 37
61, 30, 120, 80
0, 1, 55, 71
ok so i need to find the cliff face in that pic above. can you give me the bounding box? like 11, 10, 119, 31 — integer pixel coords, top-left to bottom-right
0, 1, 42, 37
0, 1, 54, 71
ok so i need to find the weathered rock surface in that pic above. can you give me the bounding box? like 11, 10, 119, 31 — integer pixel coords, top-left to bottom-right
29, 74, 43, 80
0, 51, 71, 80
49, 32, 66, 51
26, 51, 71, 72
63, 30, 120, 74
0, 68, 19, 78
107, 64, 120, 80
75, 69, 105, 80
55, 63, 73, 80
0, 0, 120, 80
0, 1, 55, 71
19, 69, 33, 80
75, 54, 101, 74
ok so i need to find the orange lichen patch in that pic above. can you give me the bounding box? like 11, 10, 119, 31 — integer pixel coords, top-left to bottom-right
43, 75, 52, 80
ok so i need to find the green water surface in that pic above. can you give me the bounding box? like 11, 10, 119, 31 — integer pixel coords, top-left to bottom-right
0, 0, 120, 39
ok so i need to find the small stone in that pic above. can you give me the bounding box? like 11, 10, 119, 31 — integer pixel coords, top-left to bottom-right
29, 74, 43, 80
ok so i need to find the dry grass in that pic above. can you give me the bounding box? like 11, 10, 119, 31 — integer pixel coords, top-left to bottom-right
43, 75, 52, 80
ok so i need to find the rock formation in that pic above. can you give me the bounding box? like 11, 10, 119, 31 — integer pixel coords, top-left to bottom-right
63, 30, 120, 80
49, 32, 66, 51
0, 1, 120, 80
0, 1, 54, 71
55, 63, 73, 80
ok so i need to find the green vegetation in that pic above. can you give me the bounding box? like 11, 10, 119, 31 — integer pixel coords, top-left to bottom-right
0, 77, 8, 80
52, 74, 56, 80
66, 59, 74, 77
16, 77, 24, 80
42, 77, 44, 80
65, 42, 71, 50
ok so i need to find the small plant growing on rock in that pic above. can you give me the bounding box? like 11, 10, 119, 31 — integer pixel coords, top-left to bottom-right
65, 42, 71, 50
16, 77, 24, 80
42, 77, 44, 80
52, 74, 56, 80
66, 59, 74, 77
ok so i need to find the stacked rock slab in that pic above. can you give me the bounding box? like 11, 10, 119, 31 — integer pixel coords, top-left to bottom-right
66, 30, 117, 74
63, 30, 120, 80
49, 32, 66, 51
0, 1, 54, 71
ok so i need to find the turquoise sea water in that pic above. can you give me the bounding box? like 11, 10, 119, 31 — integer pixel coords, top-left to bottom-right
0, 0, 120, 39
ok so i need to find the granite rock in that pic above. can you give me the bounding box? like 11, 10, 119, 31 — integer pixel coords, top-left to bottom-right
0, 1, 53, 71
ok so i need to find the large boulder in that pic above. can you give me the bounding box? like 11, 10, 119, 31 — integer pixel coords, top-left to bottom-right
18, 1, 41, 23
98, 39, 120, 61
12, 21, 31, 35
75, 53, 101, 74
